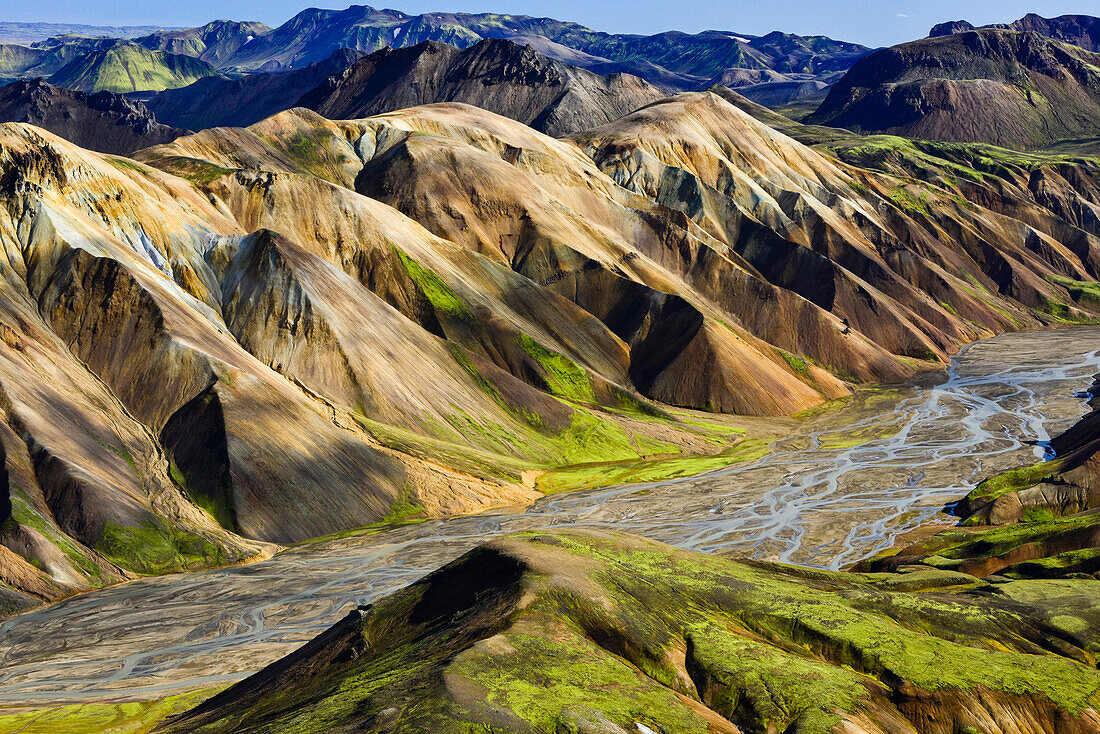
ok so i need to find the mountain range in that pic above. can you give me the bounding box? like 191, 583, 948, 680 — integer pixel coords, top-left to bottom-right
1, 5, 1100, 733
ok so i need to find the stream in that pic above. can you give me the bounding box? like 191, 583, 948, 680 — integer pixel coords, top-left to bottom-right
1, 327, 1098, 705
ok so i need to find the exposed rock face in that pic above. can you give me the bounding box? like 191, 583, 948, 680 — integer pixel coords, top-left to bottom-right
158, 529, 1100, 734
297, 39, 665, 137
809, 29, 1100, 149
0, 78, 186, 154
146, 49, 364, 130
930, 13, 1100, 53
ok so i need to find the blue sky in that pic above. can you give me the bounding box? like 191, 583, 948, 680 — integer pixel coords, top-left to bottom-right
3, 0, 1095, 47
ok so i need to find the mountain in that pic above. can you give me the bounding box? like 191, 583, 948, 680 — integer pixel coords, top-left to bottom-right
180, 4, 867, 97
159, 527, 1100, 733
297, 39, 666, 137
133, 20, 272, 66
46, 41, 218, 93
0, 7, 870, 105
0, 78, 186, 154
0, 36, 113, 83
808, 29, 1100, 149
146, 48, 364, 130
931, 13, 1100, 52
3, 88, 1100, 605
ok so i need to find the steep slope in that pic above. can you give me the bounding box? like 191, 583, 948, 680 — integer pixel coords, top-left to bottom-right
46, 42, 217, 93
140, 99, 1100, 414
141, 105, 874, 414
931, 13, 1100, 53
297, 39, 666, 137
0, 78, 186, 154
146, 49, 364, 130
808, 29, 1100, 150
0, 118, 764, 606
159, 529, 1100, 734
134, 20, 272, 67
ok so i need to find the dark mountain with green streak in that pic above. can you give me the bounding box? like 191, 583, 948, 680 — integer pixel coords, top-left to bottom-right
808, 29, 1100, 150
159, 526, 1100, 733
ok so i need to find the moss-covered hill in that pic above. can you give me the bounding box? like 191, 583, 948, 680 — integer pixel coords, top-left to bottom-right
159, 528, 1100, 734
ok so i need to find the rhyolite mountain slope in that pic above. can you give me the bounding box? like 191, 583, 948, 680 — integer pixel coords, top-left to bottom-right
157, 528, 1100, 734
296, 39, 666, 137
0, 112, 768, 612
0, 78, 187, 154
931, 13, 1100, 53
4, 89, 1100, 611
808, 29, 1100, 150
146, 48, 365, 130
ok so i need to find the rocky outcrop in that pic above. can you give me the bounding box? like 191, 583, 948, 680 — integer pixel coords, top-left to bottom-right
930, 13, 1100, 53
0, 79, 186, 154
297, 39, 666, 137
158, 529, 1100, 734
809, 29, 1100, 149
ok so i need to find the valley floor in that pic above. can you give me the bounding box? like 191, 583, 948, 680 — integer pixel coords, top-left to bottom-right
0, 325, 1097, 729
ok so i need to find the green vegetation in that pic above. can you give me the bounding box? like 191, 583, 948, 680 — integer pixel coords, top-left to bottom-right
3, 483, 106, 584
97, 520, 228, 575
170, 531, 1100, 733
1046, 274, 1100, 309
392, 246, 471, 319
536, 437, 771, 494
518, 333, 595, 402
774, 348, 809, 375
48, 45, 215, 93
0, 686, 222, 733
965, 459, 1066, 506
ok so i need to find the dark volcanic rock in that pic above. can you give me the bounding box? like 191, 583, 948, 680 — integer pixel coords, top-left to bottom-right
146, 48, 364, 130
298, 38, 666, 136
809, 29, 1100, 149
930, 13, 1100, 53
0, 78, 186, 154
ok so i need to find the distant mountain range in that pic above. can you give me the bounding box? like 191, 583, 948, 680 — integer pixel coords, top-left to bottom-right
2, 8, 1100, 152
0, 7, 870, 100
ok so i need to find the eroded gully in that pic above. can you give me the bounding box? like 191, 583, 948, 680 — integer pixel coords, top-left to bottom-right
1, 327, 1098, 704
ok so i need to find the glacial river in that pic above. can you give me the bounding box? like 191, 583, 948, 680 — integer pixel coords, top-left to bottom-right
1, 327, 1098, 705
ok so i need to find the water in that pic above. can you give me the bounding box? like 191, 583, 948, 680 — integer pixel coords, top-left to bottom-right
0, 327, 1097, 704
